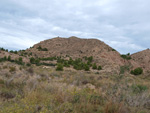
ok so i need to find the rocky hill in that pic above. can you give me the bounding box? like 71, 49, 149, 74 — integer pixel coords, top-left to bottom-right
1, 36, 150, 75
26, 36, 126, 74
131, 49, 150, 75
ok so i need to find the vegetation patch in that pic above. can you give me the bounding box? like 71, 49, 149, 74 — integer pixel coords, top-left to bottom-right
121, 53, 131, 60
130, 67, 143, 75
37, 46, 48, 51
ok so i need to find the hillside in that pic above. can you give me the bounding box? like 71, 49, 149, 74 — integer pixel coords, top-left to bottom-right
131, 49, 150, 75
26, 36, 126, 74
1, 37, 150, 113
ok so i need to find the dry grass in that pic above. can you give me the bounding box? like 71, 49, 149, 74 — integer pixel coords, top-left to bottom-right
0, 62, 150, 113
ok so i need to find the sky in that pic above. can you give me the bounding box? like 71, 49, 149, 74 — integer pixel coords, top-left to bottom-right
0, 0, 150, 54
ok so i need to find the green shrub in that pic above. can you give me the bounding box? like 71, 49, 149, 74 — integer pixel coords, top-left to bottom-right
37, 46, 48, 51
130, 67, 143, 75
112, 49, 116, 51
98, 66, 102, 70
131, 84, 148, 94
84, 64, 90, 71
8, 56, 11, 61
63, 61, 70, 67
92, 63, 97, 69
3, 56, 7, 61
121, 54, 131, 60
26, 63, 31, 66
88, 56, 93, 62
18, 57, 23, 62
56, 63, 64, 71
30, 57, 35, 64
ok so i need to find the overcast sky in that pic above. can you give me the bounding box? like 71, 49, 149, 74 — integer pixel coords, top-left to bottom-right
0, 0, 150, 54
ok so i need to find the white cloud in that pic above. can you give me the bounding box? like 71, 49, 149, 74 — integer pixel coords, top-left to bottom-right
0, 0, 150, 53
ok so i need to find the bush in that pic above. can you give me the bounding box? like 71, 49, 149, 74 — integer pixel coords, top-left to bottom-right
112, 49, 116, 51
130, 67, 143, 75
18, 57, 23, 62
37, 46, 48, 51
98, 66, 102, 70
56, 63, 63, 71
84, 64, 90, 71
3, 56, 7, 61
131, 84, 148, 94
88, 56, 93, 62
8, 56, 11, 61
26, 63, 31, 66
30, 57, 35, 64
121, 54, 131, 60
92, 63, 97, 69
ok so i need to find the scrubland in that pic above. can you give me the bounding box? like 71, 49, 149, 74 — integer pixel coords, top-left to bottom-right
0, 62, 150, 113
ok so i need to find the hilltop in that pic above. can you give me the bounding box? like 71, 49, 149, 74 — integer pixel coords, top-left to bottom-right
26, 36, 126, 74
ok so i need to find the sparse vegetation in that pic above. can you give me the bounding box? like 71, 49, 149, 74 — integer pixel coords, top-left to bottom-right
56, 63, 64, 71
131, 84, 148, 94
112, 48, 116, 51
130, 67, 143, 75
98, 65, 102, 70
92, 63, 97, 69
121, 53, 132, 60
0, 38, 150, 113
37, 46, 48, 51
120, 65, 130, 74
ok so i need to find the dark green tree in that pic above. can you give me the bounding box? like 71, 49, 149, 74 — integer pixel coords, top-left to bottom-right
30, 57, 35, 64
92, 63, 97, 69
8, 56, 11, 61
19, 57, 23, 62
98, 66, 102, 70
84, 64, 90, 71
130, 67, 143, 75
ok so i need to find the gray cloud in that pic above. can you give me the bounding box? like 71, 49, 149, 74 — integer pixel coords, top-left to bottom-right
0, 0, 150, 53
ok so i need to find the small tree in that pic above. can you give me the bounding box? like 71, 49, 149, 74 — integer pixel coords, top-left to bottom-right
88, 56, 93, 62
56, 63, 63, 71
130, 67, 143, 75
19, 57, 23, 62
8, 56, 11, 61
30, 57, 35, 64
3, 56, 7, 61
84, 64, 90, 71
98, 66, 102, 70
92, 63, 97, 69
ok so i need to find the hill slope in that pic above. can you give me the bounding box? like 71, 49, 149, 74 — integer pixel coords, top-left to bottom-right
131, 49, 150, 74
26, 36, 126, 74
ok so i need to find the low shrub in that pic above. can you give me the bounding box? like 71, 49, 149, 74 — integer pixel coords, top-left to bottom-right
84, 64, 90, 71
120, 65, 130, 74
56, 63, 63, 71
121, 54, 131, 60
98, 66, 102, 70
92, 63, 97, 69
37, 46, 48, 51
130, 67, 143, 75
131, 84, 148, 94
